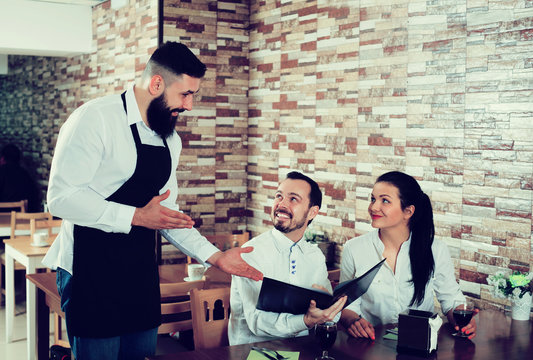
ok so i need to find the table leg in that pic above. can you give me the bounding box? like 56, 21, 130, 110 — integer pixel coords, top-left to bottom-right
26, 261, 37, 360
36, 286, 50, 360
5, 251, 14, 343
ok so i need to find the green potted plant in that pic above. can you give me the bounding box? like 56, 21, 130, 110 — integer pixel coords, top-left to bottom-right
304, 228, 335, 268
487, 271, 533, 320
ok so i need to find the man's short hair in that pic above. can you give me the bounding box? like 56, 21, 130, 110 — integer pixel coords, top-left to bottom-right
285, 171, 322, 209
143, 42, 207, 83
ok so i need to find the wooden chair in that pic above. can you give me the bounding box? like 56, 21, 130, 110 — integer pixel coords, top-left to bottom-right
10, 211, 53, 239
187, 233, 250, 264
0, 199, 27, 213
30, 218, 62, 239
190, 287, 231, 349
206, 233, 250, 251
328, 268, 341, 290
159, 278, 207, 334
30, 217, 65, 345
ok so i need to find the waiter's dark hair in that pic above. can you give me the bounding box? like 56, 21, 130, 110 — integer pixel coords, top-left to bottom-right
375, 171, 435, 307
285, 171, 322, 222
143, 42, 206, 83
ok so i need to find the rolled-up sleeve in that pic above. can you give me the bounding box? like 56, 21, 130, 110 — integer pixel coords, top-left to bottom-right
47, 105, 136, 234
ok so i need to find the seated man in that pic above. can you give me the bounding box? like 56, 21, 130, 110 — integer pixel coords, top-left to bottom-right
228, 171, 346, 345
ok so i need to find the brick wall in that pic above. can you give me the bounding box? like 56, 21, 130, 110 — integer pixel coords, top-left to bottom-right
162, 0, 250, 235
243, 0, 532, 311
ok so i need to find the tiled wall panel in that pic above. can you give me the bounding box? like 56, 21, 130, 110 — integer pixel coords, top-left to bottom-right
463, 1, 533, 309
162, 0, 249, 236
246, 0, 533, 311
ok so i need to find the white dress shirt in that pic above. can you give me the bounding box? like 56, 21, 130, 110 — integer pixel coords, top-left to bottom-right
340, 230, 465, 326
228, 229, 332, 345
42, 85, 219, 274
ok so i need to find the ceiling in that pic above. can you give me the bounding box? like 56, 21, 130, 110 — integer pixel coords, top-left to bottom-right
0, 0, 126, 65
28, 0, 106, 5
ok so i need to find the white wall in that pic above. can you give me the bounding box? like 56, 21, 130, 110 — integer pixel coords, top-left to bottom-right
0, 0, 93, 57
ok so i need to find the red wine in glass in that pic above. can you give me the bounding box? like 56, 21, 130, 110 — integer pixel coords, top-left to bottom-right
453, 309, 474, 328
453, 300, 475, 337
315, 321, 337, 360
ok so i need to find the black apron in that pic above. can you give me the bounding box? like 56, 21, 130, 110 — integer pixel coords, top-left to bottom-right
69, 92, 171, 338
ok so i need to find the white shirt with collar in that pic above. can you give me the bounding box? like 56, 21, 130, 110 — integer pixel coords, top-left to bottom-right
228, 228, 332, 346
42, 85, 219, 274
340, 229, 465, 326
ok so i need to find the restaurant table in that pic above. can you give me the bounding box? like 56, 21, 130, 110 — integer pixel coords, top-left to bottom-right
26, 272, 63, 360
159, 262, 231, 288
4, 234, 56, 360
148, 310, 532, 360
25, 263, 231, 360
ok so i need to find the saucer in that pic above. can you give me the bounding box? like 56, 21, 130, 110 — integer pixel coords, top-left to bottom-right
183, 276, 204, 282
31, 242, 49, 247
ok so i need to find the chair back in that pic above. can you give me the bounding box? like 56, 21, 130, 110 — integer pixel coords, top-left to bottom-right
190, 287, 231, 349
187, 233, 249, 264
206, 233, 249, 251
0, 200, 27, 213
328, 268, 341, 290
10, 211, 52, 239
31, 218, 62, 238
158, 278, 207, 334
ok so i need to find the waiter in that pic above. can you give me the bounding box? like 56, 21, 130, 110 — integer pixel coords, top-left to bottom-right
43, 42, 262, 360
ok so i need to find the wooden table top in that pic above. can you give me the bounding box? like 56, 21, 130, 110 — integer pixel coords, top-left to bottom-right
159, 263, 230, 287
26, 272, 61, 304
3, 234, 57, 256
148, 310, 532, 360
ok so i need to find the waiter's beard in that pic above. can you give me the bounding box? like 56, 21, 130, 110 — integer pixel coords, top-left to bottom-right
146, 92, 184, 139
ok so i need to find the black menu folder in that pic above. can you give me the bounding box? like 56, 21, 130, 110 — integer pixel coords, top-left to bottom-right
256, 258, 386, 315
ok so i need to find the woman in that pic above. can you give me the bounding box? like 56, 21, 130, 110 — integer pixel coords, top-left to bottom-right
340, 171, 477, 340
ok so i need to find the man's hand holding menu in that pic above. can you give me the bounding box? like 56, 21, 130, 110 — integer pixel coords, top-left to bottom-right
256, 258, 386, 315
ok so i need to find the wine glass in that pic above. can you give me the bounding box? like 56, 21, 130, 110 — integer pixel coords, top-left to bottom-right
452, 299, 475, 337
315, 321, 337, 360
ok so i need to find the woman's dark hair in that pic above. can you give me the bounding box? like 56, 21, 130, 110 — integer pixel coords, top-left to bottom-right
286, 171, 322, 225
376, 171, 435, 306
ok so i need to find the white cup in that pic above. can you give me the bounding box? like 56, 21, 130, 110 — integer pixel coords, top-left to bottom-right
32, 232, 49, 246
187, 264, 206, 281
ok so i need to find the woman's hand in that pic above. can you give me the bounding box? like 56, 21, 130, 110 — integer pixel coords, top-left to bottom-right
347, 316, 375, 340
340, 309, 375, 340
454, 309, 479, 339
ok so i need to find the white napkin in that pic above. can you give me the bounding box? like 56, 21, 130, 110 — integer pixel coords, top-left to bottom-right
428, 315, 443, 351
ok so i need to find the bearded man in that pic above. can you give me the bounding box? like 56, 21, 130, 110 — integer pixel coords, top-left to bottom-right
44, 42, 261, 360
228, 171, 346, 345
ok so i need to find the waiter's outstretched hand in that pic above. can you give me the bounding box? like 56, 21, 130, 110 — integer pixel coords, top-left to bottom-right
208, 247, 263, 281
132, 190, 195, 229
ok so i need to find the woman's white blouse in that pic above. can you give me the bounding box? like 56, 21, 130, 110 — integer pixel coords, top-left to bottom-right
340, 229, 465, 326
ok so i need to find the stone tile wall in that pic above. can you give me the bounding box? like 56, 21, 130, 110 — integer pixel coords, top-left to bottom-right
162, 0, 250, 235
243, 0, 532, 311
